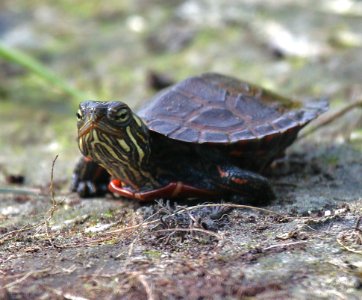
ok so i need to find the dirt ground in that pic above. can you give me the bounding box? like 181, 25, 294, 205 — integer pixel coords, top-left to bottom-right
1, 0, 362, 299
2, 140, 362, 299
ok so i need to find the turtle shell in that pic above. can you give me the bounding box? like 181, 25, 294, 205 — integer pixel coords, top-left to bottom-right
137, 73, 328, 144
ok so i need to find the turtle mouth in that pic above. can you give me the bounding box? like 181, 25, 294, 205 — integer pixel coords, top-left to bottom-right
78, 120, 103, 138
77, 120, 122, 163
78, 121, 97, 138
78, 119, 124, 139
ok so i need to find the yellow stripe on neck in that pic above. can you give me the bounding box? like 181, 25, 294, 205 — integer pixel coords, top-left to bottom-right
126, 126, 145, 163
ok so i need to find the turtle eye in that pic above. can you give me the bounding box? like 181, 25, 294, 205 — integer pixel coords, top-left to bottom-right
76, 109, 83, 121
111, 108, 129, 123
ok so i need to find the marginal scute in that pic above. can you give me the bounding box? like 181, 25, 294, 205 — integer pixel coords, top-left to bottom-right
229, 129, 256, 141
272, 116, 295, 129
147, 120, 180, 136
172, 127, 199, 143
200, 131, 229, 143
254, 124, 278, 137
287, 110, 305, 121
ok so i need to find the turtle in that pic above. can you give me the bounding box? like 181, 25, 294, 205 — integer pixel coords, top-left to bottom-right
71, 73, 328, 204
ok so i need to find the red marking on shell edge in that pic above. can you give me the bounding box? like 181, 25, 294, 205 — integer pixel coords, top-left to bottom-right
109, 179, 219, 201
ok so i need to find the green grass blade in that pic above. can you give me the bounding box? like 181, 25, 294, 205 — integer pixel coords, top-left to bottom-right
0, 42, 89, 101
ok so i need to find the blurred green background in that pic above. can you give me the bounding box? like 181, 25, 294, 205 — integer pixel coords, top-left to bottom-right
0, 0, 361, 188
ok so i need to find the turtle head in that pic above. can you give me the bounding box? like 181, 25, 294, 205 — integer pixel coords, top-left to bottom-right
77, 100, 152, 188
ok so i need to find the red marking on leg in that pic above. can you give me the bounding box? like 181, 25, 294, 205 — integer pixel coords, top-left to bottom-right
217, 166, 228, 178
231, 177, 248, 185
109, 180, 219, 202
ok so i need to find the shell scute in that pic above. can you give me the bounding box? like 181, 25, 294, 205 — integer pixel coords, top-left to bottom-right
152, 90, 202, 118
190, 108, 242, 128
175, 77, 227, 103
234, 95, 282, 123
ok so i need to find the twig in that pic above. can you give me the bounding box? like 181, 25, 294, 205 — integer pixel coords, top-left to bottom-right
127, 238, 137, 257
44, 155, 60, 247
49, 155, 58, 208
299, 99, 362, 139
0, 155, 60, 246
42, 235, 118, 249
166, 203, 285, 217
136, 274, 155, 300
263, 241, 308, 251
46, 287, 90, 300
0, 224, 41, 244
354, 216, 362, 232
4, 268, 51, 289
105, 203, 285, 236
155, 228, 222, 240
336, 235, 362, 254
336, 216, 362, 254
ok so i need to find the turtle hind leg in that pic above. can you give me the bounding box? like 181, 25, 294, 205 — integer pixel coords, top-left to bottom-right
216, 165, 275, 206
71, 157, 110, 198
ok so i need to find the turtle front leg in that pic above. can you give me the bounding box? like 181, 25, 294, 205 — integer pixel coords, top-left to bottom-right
71, 157, 110, 197
216, 165, 275, 205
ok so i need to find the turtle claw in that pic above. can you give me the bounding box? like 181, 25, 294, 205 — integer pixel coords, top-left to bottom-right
73, 180, 96, 197
71, 157, 110, 198
72, 180, 109, 198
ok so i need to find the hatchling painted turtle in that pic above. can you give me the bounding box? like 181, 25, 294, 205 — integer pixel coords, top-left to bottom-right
72, 73, 327, 204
